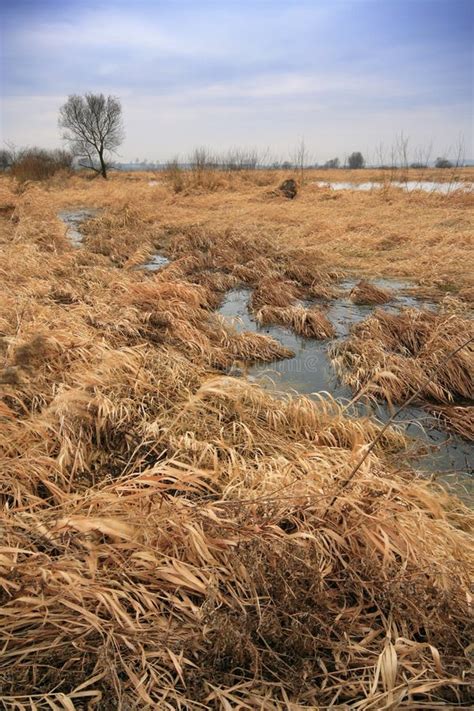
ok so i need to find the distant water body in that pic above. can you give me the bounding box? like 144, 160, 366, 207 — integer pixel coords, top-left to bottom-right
315, 181, 473, 194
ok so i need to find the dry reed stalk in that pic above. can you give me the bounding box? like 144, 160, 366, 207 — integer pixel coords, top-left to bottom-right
331, 309, 473, 407
428, 405, 474, 441
350, 279, 393, 304
256, 304, 335, 338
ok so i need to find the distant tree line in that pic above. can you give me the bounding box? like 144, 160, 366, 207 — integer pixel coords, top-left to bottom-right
0, 143, 460, 182
434, 157, 453, 169
0, 146, 73, 183
0, 91, 463, 181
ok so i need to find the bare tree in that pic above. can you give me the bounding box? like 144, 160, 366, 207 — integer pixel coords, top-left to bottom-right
0, 148, 13, 171
222, 147, 260, 171
394, 132, 409, 182
410, 142, 432, 171
293, 138, 310, 184
58, 93, 124, 179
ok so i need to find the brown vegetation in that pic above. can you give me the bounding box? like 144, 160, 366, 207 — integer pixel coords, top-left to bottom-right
349, 279, 393, 305
428, 405, 474, 441
331, 308, 473, 409
256, 304, 335, 338
0, 170, 473, 708
9, 147, 73, 183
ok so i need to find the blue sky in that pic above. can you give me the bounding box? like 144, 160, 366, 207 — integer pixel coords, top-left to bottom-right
1, 0, 472, 162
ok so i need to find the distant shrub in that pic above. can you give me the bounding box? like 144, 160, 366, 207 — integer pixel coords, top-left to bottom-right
322, 158, 340, 169
164, 158, 185, 193
435, 157, 453, 169
10, 148, 73, 183
0, 149, 13, 171
222, 148, 259, 171
348, 152, 365, 169
189, 147, 218, 173
410, 162, 428, 169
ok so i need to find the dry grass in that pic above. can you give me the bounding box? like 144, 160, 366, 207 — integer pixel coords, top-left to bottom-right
256, 304, 335, 338
331, 309, 473, 407
0, 172, 473, 708
249, 276, 302, 311
350, 279, 393, 305
428, 405, 474, 441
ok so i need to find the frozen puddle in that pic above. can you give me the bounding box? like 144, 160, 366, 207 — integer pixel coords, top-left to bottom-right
315, 181, 473, 194
58, 208, 100, 247
217, 284, 473, 494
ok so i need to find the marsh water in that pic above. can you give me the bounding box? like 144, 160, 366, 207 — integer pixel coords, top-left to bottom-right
58, 208, 101, 246
315, 181, 473, 194
142, 253, 170, 270
217, 284, 473, 497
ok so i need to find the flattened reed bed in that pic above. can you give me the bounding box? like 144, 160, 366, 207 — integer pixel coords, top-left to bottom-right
0, 176, 473, 708
331, 308, 473, 406
1, 435, 473, 708
428, 405, 474, 442
349, 279, 393, 305
256, 304, 335, 338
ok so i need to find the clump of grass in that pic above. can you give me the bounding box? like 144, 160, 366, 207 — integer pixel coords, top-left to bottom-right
249, 276, 302, 311
428, 405, 474, 441
188, 269, 240, 298
163, 158, 185, 193
350, 279, 393, 304
256, 304, 335, 338
229, 331, 294, 363
331, 308, 473, 408
232, 257, 276, 285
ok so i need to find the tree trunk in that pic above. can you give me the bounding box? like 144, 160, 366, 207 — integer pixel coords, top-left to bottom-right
98, 150, 107, 179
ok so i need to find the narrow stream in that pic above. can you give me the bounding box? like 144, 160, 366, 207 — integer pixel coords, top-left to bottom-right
58, 208, 101, 247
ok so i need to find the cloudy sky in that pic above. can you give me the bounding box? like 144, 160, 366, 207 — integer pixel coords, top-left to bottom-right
1, 0, 472, 163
